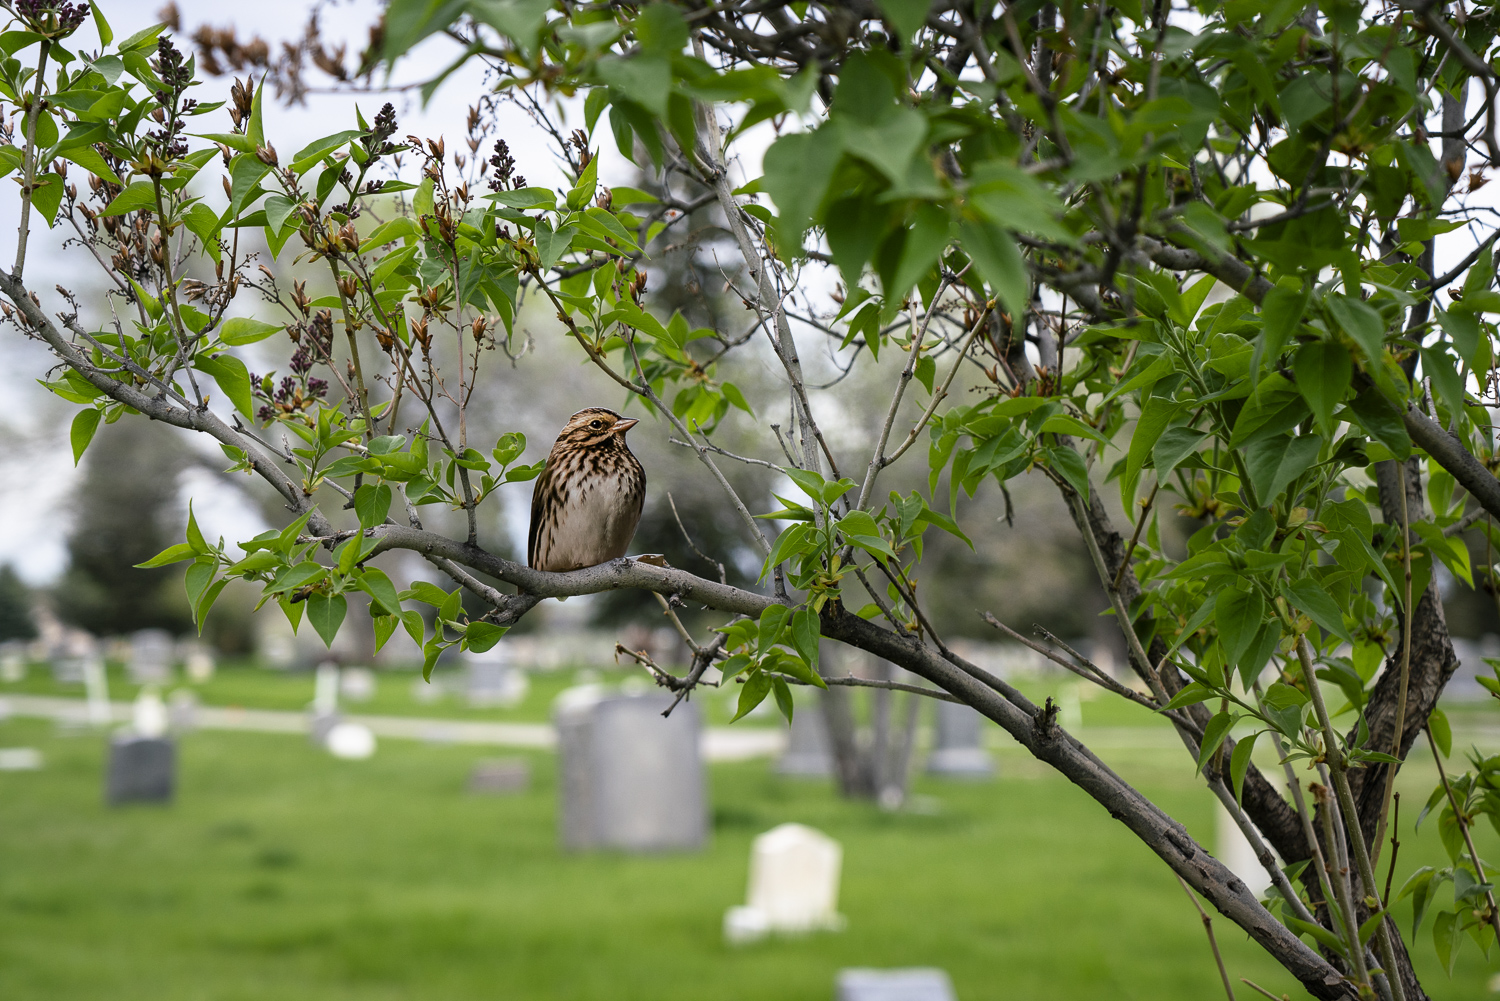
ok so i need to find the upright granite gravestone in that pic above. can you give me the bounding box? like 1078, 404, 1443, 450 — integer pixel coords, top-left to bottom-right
555, 690, 706, 852
128, 630, 175, 684
464, 651, 527, 708
107, 689, 176, 805
835, 969, 958, 1001
926, 700, 994, 778
777, 701, 834, 776
106, 735, 175, 804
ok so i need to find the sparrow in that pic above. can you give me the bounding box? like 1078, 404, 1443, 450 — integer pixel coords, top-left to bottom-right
528, 408, 646, 572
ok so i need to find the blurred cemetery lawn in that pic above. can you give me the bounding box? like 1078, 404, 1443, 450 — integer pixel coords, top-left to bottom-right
2, 673, 1497, 1000
0, 660, 1182, 728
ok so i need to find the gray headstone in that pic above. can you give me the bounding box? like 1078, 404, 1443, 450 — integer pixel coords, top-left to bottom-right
555, 691, 706, 852
105, 735, 175, 805
128, 629, 176, 684
468, 757, 530, 794
926, 700, 994, 778
777, 699, 834, 776
308, 711, 343, 747
465, 658, 526, 708
50, 656, 86, 684
836, 968, 958, 1001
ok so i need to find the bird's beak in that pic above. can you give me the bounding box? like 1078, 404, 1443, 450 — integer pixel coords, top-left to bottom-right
613, 418, 639, 434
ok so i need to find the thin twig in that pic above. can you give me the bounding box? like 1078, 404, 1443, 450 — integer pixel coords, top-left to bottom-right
1176, 874, 1237, 1001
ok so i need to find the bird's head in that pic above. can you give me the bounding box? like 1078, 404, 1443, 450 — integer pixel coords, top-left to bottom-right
558, 408, 639, 448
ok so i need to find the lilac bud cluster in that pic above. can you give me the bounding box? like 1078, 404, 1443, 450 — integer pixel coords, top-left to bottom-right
360, 102, 402, 158
16, 0, 89, 36
487, 140, 525, 192
254, 309, 335, 424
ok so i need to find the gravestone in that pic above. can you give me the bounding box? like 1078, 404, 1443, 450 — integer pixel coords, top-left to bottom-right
326, 722, 376, 759
339, 666, 376, 702
464, 652, 527, 708
926, 700, 994, 778
0, 642, 25, 682
555, 690, 706, 852
835, 968, 958, 1001
82, 655, 112, 727
128, 629, 176, 684
777, 700, 834, 776
105, 735, 175, 804
180, 640, 215, 682
1217, 801, 1272, 897
168, 689, 199, 732
133, 688, 168, 737
308, 661, 341, 746
724, 823, 844, 944
0, 747, 42, 770
468, 757, 530, 794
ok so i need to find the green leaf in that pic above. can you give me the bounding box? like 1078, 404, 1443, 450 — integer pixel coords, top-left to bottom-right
757, 604, 791, 656
732, 669, 772, 722
1347, 387, 1411, 460
1161, 681, 1213, 711
1197, 711, 1236, 772
1242, 433, 1321, 505
194, 352, 254, 419
1326, 293, 1387, 366
790, 608, 822, 681
1256, 283, 1309, 375
959, 218, 1029, 321
762, 128, 841, 252
307, 591, 348, 648
464, 621, 508, 653
771, 675, 794, 724
1216, 585, 1265, 670
135, 542, 197, 568
354, 483, 392, 529
875, 0, 928, 38
1434, 909, 1462, 976
1043, 445, 1090, 502
70, 408, 100, 465
1230, 730, 1260, 804
1152, 425, 1207, 479
1293, 341, 1351, 433
219, 317, 282, 345
100, 180, 156, 216
355, 567, 401, 617
1282, 579, 1353, 643
1430, 705, 1452, 758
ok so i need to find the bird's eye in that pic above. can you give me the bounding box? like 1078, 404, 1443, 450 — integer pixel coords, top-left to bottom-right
589, 420, 602, 430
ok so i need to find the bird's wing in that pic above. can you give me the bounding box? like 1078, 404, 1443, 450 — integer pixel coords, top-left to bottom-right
527, 462, 551, 568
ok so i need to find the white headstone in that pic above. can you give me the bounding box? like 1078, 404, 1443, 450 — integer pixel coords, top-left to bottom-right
128, 629, 176, 684
132, 688, 168, 738
926, 700, 994, 778
0, 642, 25, 682
326, 722, 376, 759
82, 654, 112, 727
313, 661, 340, 714
836, 968, 958, 1001
0, 747, 42, 771
555, 690, 706, 852
339, 666, 376, 702
724, 823, 844, 943
1217, 800, 1272, 898
181, 641, 215, 682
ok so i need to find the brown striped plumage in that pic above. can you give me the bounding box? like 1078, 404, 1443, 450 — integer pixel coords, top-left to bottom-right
527, 408, 646, 572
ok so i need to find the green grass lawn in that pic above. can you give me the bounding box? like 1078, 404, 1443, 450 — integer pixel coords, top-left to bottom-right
2, 706, 1497, 1000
